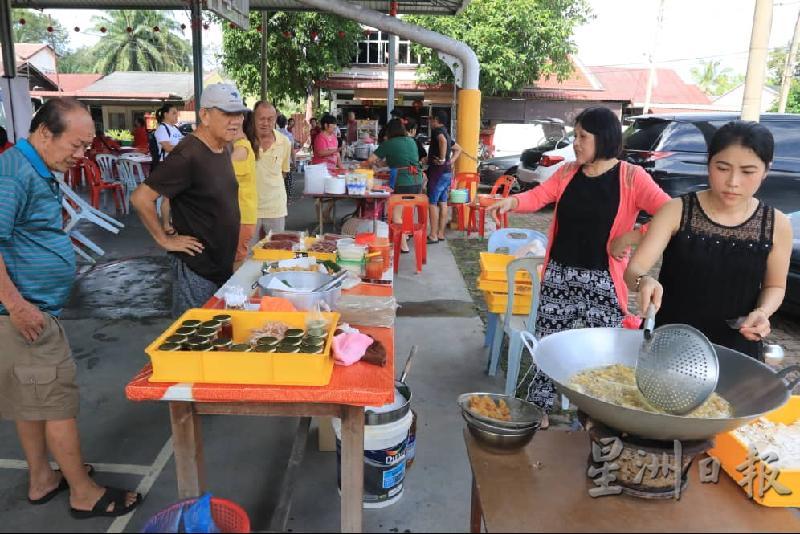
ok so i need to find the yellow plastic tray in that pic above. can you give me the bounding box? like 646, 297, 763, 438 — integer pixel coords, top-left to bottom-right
477, 274, 532, 295
708, 395, 800, 507
479, 252, 534, 282
145, 309, 340, 386
483, 290, 532, 315
252, 237, 337, 262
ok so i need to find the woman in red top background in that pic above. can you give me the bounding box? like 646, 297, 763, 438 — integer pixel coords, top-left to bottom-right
132, 117, 148, 150
0, 126, 13, 154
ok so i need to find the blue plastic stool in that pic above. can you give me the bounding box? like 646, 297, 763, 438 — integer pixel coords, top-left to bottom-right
487, 228, 547, 255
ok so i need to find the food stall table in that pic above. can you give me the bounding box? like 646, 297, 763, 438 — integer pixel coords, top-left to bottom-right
465, 429, 800, 533
304, 191, 390, 234
125, 264, 395, 533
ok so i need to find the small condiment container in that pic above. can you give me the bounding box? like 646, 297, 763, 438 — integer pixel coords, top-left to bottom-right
188, 340, 212, 351
306, 318, 329, 332
198, 345, 214, 352
158, 342, 182, 351
212, 338, 233, 351
185, 335, 207, 347
280, 346, 301, 354
230, 343, 252, 352
165, 334, 188, 346
180, 319, 202, 330
213, 314, 234, 340
303, 337, 326, 349
256, 336, 280, 347
285, 328, 305, 339
195, 327, 218, 341
281, 337, 303, 347
200, 319, 222, 332
253, 345, 276, 353
365, 252, 384, 279
175, 326, 197, 337
307, 327, 327, 338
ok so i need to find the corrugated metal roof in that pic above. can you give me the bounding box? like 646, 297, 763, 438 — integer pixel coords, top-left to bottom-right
82, 71, 194, 98
11, 0, 469, 14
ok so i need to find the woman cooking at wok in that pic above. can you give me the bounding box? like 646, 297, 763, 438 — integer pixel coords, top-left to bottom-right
625, 121, 793, 361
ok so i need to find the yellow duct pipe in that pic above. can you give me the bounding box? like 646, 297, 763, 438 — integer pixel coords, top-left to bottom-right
455, 88, 481, 175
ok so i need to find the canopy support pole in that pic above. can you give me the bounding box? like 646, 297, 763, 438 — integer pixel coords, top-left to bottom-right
191, 0, 203, 123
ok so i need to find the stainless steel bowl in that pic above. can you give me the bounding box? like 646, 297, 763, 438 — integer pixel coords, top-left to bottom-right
461, 411, 537, 435
464, 421, 536, 452
257, 271, 341, 311
458, 392, 544, 430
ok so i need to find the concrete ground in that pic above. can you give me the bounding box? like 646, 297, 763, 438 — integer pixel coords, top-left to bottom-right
0, 174, 504, 533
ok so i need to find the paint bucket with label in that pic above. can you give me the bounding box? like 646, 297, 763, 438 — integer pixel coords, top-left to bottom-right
333, 409, 413, 508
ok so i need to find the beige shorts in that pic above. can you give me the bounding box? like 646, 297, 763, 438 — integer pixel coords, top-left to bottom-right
0, 314, 79, 421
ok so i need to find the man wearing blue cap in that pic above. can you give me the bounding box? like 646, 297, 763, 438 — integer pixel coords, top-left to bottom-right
132, 83, 248, 315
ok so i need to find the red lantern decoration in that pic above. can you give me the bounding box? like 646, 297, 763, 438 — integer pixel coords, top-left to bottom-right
228, 22, 237, 29
153, 26, 160, 32
74, 26, 80, 32
337, 30, 345, 39
282, 30, 291, 38
46, 26, 54, 33
100, 26, 107, 33
126, 26, 133, 33
310, 31, 318, 41
256, 24, 262, 33
18, 18, 26, 25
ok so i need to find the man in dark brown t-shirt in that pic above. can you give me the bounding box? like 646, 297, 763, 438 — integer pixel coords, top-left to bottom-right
132, 83, 248, 315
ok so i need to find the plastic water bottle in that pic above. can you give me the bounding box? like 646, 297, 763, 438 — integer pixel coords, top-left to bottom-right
484, 216, 497, 237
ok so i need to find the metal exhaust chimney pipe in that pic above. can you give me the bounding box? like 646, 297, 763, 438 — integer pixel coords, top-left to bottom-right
294, 0, 481, 173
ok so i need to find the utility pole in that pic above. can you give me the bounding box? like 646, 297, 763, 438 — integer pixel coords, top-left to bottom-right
778, 8, 800, 112
261, 11, 269, 101
642, 0, 666, 114
742, 0, 773, 121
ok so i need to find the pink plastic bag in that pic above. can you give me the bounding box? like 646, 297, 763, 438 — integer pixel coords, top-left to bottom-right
332, 332, 374, 366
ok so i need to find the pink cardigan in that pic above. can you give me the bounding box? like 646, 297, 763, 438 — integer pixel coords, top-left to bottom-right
514, 161, 670, 328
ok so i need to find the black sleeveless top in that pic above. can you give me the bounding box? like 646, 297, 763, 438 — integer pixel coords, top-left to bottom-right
656, 192, 774, 360
550, 162, 620, 270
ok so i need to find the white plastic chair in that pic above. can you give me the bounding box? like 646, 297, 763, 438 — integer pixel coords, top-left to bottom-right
119, 158, 147, 184
487, 256, 543, 396
60, 180, 124, 235
117, 160, 143, 213
95, 154, 118, 183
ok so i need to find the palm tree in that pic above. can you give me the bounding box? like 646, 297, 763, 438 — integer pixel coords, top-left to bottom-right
691, 60, 742, 97
90, 11, 191, 74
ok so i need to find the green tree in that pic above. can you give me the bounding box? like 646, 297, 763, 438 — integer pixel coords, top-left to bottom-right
12, 9, 69, 55
59, 46, 98, 73
690, 60, 743, 97
405, 0, 591, 94
766, 43, 800, 112
88, 10, 191, 74
220, 11, 362, 102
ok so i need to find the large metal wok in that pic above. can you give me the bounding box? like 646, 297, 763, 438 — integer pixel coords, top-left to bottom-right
530, 327, 800, 441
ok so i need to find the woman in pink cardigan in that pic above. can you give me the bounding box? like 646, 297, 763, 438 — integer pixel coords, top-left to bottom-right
489, 107, 670, 417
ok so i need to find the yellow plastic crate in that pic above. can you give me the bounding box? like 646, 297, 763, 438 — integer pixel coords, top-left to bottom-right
482, 290, 532, 315
708, 395, 800, 507
477, 274, 532, 295
252, 237, 337, 262
145, 309, 340, 386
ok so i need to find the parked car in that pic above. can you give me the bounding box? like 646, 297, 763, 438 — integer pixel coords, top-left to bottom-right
478, 119, 567, 186
177, 121, 195, 135
516, 133, 575, 189
621, 113, 800, 214
780, 211, 800, 316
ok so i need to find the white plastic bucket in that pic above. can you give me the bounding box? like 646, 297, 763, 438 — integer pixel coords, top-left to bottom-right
305, 164, 328, 194
332, 410, 413, 508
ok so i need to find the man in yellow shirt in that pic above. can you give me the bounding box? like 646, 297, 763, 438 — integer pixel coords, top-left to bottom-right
252, 101, 292, 240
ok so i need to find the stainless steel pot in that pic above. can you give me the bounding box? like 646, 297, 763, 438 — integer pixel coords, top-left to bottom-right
354, 144, 371, 160
527, 328, 800, 441
365, 346, 416, 425
257, 271, 341, 311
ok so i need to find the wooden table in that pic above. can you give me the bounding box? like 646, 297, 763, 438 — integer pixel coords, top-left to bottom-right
465, 429, 800, 533
126, 277, 396, 533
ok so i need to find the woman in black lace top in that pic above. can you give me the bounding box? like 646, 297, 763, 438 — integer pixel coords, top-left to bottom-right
625, 121, 793, 360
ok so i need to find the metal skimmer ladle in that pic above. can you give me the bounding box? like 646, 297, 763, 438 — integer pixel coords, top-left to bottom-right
635, 304, 720, 415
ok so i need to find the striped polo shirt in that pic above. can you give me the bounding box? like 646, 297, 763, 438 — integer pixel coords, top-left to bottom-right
0, 139, 76, 316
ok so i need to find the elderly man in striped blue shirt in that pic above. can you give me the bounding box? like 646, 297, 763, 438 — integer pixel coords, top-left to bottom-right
0, 98, 140, 519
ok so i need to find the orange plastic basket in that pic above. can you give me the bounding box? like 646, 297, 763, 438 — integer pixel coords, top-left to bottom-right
708, 395, 800, 507
143, 497, 250, 533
